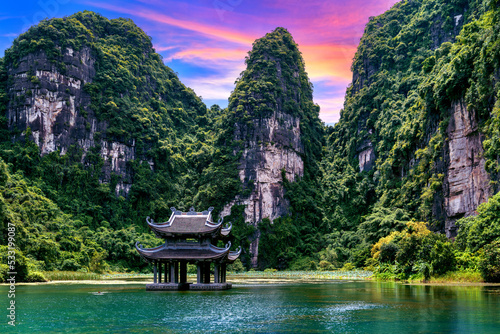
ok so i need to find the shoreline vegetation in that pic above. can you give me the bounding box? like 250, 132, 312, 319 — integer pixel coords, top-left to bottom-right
3, 269, 498, 286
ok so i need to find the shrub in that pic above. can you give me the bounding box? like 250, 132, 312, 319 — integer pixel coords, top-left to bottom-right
319, 260, 335, 271
379, 242, 399, 263
289, 257, 318, 271
0, 264, 8, 282
0, 246, 29, 281
430, 239, 456, 275
479, 239, 500, 282
341, 262, 355, 271
228, 259, 245, 273
26, 271, 47, 282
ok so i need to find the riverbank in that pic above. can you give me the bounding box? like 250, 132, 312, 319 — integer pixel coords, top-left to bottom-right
3, 269, 500, 286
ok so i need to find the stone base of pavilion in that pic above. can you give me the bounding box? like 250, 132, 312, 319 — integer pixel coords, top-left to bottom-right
190, 283, 232, 290
146, 283, 191, 291
145, 282, 232, 291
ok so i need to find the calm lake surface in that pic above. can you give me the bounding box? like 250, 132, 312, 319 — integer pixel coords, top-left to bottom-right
2, 280, 500, 333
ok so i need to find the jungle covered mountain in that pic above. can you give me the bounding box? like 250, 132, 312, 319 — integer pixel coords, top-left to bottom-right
321, 0, 500, 279
0, 12, 325, 277
0, 11, 223, 278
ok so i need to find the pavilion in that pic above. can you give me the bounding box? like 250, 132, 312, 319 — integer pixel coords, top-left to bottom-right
135, 207, 241, 290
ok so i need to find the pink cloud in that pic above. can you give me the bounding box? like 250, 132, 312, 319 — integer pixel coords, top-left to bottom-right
87, 1, 256, 45
301, 44, 356, 82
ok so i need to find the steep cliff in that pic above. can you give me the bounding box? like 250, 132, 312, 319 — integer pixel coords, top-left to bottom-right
322, 0, 499, 244
3, 11, 206, 197
218, 28, 323, 266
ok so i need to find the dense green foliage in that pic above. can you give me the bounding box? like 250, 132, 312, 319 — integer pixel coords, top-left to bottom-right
0, 12, 222, 276
0, 16, 325, 276
315, 0, 500, 281
1, 2, 500, 282
0, 156, 161, 281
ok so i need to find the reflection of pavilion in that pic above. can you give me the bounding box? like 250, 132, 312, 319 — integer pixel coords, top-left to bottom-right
136, 207, 241, 290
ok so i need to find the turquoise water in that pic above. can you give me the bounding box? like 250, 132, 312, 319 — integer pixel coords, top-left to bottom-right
1, 280, 500, 333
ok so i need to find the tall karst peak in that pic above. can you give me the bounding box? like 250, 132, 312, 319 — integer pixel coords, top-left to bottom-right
220, 27, 323, 266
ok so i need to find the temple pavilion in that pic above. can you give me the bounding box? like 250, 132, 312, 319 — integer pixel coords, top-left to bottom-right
135, 207, 241, 290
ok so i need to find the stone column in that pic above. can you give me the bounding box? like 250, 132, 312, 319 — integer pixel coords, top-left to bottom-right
214, 264, 219, 283
174, 262, 179, 283
153, 261, 157, 284
158, 262, 162, 283
221, 263, 226, 283
197, 263, 202, 284
170, 262, 175, 283
203, 262, 211, 284
180, 262, 187, 283
165, 263, 169, 283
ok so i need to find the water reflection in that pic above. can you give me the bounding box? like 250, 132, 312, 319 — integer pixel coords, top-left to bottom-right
1, 281, 499, 333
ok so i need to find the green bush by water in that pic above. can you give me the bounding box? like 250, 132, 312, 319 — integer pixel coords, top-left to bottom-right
43, 271, 102, 281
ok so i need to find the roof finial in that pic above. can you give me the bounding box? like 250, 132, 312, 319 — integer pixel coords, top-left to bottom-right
170, 207, 176, 212
208, 207, 214, 212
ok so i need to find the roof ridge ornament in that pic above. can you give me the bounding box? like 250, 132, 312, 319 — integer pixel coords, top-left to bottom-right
170, 207, 182, 215
225, 241, 232, 250
187, 206, 196, 215
147, 216, 172, 227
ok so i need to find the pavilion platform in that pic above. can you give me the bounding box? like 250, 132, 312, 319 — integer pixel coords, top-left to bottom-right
145, 282, 231, 291
145, 283, 191, 291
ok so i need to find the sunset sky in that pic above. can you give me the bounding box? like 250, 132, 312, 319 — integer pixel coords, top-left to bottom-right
0, 0, 399, 123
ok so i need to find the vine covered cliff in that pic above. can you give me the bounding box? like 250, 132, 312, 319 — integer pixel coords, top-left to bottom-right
322, 0, 500, 266
216, 27, 324, 266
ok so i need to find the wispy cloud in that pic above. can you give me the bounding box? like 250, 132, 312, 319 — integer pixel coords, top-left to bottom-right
314, 97, 345, 124
1, 32, 19, 37
184, 67, 244, 102
86, 1, 256, 45
166, 47, 247, 64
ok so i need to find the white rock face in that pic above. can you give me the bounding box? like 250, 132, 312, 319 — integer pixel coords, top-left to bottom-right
444, 100, 490, 237
359, 147, 375, 172
221, 111, 304, 267
7, 47, 135, 195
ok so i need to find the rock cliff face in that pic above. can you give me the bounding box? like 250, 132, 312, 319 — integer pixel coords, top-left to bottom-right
3, 13, 207, 198
219, 27, 317, 266
6, 47, 135, 194
325, 0, 494, 238
220, 111, 304, 266
443, 100, 490, 237
221, 112, 303, 222
352, 1, 468, 174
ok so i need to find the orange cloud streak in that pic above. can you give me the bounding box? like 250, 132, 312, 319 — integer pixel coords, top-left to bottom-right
86, 2, 255, 45
300, 44, 356, 82
166, 47, 248, 62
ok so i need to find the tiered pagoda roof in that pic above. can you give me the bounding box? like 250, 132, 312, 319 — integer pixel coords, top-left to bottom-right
135, 241, 241, 263
145, 206, 232, 239
136, 206, 241, 264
